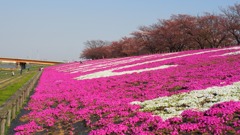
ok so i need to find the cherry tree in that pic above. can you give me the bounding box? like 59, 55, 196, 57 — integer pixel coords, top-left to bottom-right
80, 40, 110, 59
221, 3, 240, 44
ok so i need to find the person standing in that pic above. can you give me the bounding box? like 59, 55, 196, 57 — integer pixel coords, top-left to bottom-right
12, 71, 15, 76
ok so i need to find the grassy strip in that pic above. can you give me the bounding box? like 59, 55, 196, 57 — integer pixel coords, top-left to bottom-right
0, 70, 24, 83
0, 71, 38, 106
0, 70, 15, 81
0, 76, 23, 89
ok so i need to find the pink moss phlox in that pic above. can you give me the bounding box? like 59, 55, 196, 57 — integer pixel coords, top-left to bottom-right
14, 46, 240, 134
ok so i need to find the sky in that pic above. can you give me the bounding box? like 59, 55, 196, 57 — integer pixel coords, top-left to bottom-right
0, 0, 239, 62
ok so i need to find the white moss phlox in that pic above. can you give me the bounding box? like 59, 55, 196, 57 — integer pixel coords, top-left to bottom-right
76, 65, 177, 80
131, 82, 240, 120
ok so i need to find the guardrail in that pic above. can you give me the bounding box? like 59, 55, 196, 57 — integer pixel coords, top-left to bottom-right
0, 71, 42, 135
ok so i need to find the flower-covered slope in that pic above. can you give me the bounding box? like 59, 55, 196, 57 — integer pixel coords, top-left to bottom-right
15, 46, 240, 135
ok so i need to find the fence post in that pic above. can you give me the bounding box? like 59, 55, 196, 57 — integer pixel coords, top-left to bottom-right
7, 109, 12, 127
16, 99, 20, 113
0, 116, 6, 135
25, 88, 28, 100
21, 94, 24, 108
19, 95, 22, 110
12, 103, 16, 119
22, 90, 26, 104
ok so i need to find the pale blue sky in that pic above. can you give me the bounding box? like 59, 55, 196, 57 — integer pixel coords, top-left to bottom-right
0, 0, 239, 62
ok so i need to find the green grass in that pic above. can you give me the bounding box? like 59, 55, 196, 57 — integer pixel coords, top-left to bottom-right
0, 70, 38, 106
0, 70, 15, 81
0, 64, 47, 106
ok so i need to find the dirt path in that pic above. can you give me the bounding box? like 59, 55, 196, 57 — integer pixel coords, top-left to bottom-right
0, 78, 12, 84
0, 76, 23, 90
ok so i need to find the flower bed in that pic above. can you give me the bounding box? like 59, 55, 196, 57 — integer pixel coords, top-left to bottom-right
14, 46, 240, 134
131, 82, 240, 120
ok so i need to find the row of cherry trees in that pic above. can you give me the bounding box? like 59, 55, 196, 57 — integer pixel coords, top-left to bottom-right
81, 3, 240, 59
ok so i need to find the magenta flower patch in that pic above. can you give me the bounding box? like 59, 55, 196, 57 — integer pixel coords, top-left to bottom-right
14, 46, 240, 134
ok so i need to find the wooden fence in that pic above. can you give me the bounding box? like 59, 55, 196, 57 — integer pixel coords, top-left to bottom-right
0, 71, 42, 135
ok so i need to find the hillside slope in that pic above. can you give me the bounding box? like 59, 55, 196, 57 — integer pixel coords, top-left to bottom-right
15, 46, 240, 134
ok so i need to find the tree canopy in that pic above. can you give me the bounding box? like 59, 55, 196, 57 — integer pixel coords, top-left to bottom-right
81, 4, 240, 59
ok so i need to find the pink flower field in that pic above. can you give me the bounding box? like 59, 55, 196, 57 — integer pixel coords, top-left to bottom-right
15, 46, 240, 135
